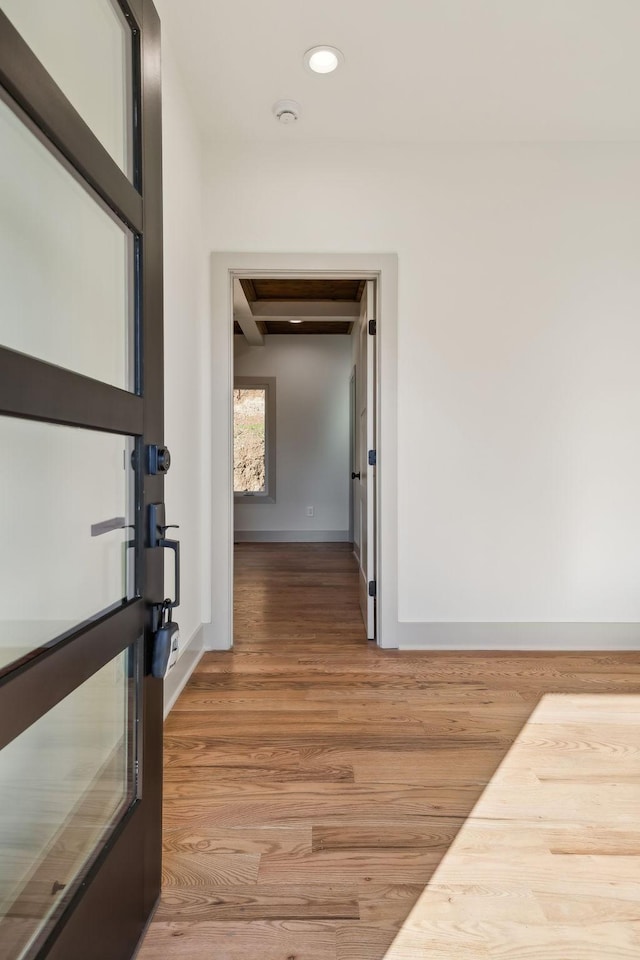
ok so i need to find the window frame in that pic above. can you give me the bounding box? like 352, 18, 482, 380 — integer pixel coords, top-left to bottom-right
233, 376, 276, 504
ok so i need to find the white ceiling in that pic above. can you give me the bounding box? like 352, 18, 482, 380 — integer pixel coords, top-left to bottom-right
155, 0, 640, 144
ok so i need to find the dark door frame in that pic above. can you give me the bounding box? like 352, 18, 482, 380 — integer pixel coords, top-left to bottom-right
0, 3, 165, 957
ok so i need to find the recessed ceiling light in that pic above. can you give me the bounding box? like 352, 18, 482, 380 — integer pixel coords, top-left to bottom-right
289, 319, 303, 324
304, 45, 344, 75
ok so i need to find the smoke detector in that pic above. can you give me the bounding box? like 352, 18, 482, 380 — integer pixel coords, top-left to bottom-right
273, 99, 301, 124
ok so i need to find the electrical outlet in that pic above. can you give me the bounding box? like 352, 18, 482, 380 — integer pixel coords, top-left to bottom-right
306, 505, 314, 518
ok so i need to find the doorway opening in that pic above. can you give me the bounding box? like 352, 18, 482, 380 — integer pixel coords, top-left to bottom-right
209, 252, 399, 652
231, 276, 377, 641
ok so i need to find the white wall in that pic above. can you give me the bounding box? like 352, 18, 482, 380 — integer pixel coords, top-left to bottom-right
234, 335, 352, 538
206, 141, 640, 643
160, 35, 210, 659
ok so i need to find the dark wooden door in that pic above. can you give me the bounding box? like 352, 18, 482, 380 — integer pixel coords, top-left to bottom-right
0, 3, 166, 958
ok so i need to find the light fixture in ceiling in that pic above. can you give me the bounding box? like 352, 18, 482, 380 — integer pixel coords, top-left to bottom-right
304, 45, 344, 75
289, 319, 303, 324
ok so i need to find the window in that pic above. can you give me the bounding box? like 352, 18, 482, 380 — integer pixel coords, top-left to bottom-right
233, 377, 276, 503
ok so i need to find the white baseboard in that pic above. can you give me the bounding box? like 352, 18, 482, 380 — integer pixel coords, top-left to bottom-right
234, 530, 351, 543
202, 621, 232, 652
190, 618, 640, 657
397, 621, 640, 651
163, 624, 206, 718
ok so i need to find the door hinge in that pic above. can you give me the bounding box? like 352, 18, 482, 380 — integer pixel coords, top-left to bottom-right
368, 318, 377, 336
368, 449, 377, 466
368, 580, 377, 598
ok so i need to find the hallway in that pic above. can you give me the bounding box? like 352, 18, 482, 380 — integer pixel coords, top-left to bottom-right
138, 544, 640, 959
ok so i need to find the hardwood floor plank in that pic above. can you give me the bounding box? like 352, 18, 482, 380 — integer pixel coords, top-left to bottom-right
162, 826, 311, 857
137, 920, 338, 960
257, 849, 445, 885
538, 891, 640, 923
163, 763, 355, 788
351, 748, 505, 785
165, 731, 514, 749
336, 921, 400, 960
161, 852, 259, 886
310, 685, 529, 704
163, 741, 348, 766
166, 716, 434, 737
312, 822, 460, 852
163, 783, 483, 827
155, 883, 359, 921
356, 884, 425, 922
170, 694, 343, 713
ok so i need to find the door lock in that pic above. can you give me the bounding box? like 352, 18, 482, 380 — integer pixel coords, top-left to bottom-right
351, 471, 361, 480
146, 444, 171, 475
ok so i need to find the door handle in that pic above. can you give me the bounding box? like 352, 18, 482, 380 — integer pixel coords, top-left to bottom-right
159, 530, 180, 609
351, 471, 361, 480
149, 503, 181, 610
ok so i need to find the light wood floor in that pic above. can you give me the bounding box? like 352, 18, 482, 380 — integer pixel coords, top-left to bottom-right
386, 693, 640, 960
138, 543, 640, 960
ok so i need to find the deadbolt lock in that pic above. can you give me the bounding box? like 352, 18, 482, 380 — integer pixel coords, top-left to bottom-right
146, 444, 171, 474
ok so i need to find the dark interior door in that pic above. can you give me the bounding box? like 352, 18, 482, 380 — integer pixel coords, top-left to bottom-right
0, 2, 165, 958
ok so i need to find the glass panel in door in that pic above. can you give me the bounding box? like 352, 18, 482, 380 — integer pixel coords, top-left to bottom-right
0, 96, 135, 391
0, 416, 136, 674
0, 0, 134, 177
0, 646, 138, 960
